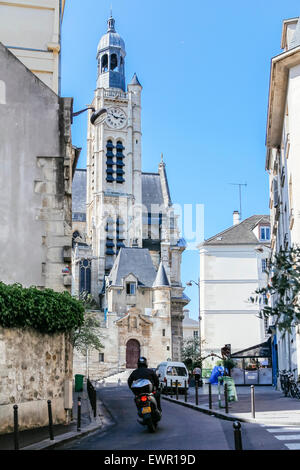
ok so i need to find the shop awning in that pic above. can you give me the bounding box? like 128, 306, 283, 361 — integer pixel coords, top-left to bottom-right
231, 338, 271, 358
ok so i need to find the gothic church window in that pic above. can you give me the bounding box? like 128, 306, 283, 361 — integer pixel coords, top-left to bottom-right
79, 259, 91, 294
106, 218, 115, 255
106, 140, 114, 182
116, 141, 125, 184
116, 217, 125, 253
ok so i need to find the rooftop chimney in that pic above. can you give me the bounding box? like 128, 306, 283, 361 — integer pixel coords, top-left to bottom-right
233, 211, 240, 225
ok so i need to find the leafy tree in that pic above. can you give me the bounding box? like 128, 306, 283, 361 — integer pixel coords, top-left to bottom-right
181, 336, 206, 370
250, 246, 300, 333
72, 291, 104, 355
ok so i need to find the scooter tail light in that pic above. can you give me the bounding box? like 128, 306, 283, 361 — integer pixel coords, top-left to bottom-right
141, 395, 148, 402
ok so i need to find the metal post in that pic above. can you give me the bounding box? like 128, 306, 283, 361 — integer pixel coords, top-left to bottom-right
176, 380, 179, 400
224, 383, 229, 414
184, 380, 187, 403
93, 388, 97, 418
47, 400, 54, 440
77, 396, 81, 431
195, 381, 198, 406
251, 385, 255, 419
209, 383, 212, 409
170, 380, 173, 398
13, 405, 19, 450
233, 421, 243, 450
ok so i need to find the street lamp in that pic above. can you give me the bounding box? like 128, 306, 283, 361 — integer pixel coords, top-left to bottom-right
186, 278, 202, 385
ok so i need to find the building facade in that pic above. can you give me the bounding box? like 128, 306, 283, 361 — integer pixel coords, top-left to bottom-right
265, 16, 300, 378
182, 310, 200, 341
198, 213, 271, 371
0, 0, 65, 94
72, 16, 188, 377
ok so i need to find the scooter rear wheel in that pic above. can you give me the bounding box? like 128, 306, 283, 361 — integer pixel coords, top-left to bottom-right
147, 419, 157, 433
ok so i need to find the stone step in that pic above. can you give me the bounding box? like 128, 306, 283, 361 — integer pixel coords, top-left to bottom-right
99, 368, 134, 384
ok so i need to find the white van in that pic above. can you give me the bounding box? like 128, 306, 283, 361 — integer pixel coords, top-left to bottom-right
156, 361, 189, 394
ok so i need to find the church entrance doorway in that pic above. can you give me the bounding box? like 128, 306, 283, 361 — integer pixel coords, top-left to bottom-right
126, 339, 140, 369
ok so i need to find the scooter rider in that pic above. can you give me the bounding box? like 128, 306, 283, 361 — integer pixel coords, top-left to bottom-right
128, 356, 162, 412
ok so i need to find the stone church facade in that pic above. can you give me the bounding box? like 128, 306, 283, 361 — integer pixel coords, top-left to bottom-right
72, 16, 189, 378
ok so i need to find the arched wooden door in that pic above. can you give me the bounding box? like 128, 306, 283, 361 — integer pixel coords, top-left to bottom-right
126, 339, 140, 369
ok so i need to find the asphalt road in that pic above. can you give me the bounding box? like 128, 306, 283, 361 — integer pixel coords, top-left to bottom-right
55, 386, 290, 451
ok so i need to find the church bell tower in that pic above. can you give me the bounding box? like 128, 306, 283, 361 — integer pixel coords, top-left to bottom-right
86, 16, 143, 300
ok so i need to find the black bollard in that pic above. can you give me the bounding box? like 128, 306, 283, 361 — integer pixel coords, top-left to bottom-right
77, 396, 81, 431
233, 421, 243, 450
93, 388, 97, 418
13, 405, 19, 450
47, 400, 54, 440
251, 385, 255, 419
184, 380, 187, 403
176, 380, 179, 400
224, 383, 229, 414
170, 380, 173, 398
195, 381, 198, 406
209, 383, 212, 410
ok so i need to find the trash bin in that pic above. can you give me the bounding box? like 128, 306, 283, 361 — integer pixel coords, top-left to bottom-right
75, 374, 84, 392
223, 376, 238, 402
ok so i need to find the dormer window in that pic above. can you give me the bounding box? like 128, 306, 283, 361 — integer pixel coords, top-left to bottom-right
260, 226, 270, 241
126, 282, 136, 295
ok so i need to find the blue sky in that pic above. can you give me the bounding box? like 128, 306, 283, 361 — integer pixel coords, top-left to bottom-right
61, 1, 299, 319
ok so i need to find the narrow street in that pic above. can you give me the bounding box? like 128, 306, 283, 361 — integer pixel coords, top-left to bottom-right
55, 386, 288, 451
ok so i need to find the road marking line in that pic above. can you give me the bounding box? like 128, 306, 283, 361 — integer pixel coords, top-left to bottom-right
274, 435, 300, 440
266, 428, 300, 433
285, 443, 300, 450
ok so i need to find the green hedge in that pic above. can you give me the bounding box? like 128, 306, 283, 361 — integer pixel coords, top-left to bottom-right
0, 282, 84, 334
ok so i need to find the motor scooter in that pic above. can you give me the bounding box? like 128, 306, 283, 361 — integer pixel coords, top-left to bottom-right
130, 379, 161, 432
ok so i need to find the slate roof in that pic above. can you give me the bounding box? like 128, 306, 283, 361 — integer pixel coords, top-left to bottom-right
183, 311, 198, 327
153, 261, 170, 287
72, 169, 87, 214
129, 73, 142, 87
108, 247, 157, 287
203, 215, 270, 246
142, 173, 165, 211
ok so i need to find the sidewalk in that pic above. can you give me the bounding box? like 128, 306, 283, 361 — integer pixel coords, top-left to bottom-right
162, 383, 300, 426
0, 381, 114, 450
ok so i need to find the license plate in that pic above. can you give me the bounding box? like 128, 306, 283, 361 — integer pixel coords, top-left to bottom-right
142, 406, 151, 414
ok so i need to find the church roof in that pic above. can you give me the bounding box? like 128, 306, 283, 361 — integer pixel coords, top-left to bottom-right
72, 169, 87, 218
108, 247, 157, 287
129, 73, 142, 87
142, 172, 165, 211
203, 215, 270, 246
153, 261, 170, 287
98, 17, 125, 52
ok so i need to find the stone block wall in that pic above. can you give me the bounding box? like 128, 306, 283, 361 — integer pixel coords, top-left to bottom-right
0, 327, 73, 434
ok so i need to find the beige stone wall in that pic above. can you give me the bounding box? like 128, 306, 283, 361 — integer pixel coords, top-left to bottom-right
0, 0, 65, 93
0, 327, 73, 434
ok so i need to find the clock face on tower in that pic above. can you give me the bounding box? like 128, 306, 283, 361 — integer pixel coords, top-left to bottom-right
106, 107, 127, 129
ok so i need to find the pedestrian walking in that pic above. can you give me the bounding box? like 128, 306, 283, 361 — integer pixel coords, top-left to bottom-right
193, 366, 202, 386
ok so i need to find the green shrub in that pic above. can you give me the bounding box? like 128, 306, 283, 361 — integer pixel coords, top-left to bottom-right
0, 282, 84, 334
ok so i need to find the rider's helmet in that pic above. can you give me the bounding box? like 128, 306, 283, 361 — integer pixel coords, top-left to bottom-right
137, 356, 148, 368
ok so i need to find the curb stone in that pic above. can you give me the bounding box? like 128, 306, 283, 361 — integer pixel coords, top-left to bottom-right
162, 395, 300, 426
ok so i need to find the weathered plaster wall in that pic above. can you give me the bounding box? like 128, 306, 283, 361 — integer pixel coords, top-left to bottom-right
0, 327, 73, 434
0, 43, 73, 292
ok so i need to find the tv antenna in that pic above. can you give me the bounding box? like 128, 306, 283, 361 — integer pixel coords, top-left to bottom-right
229, 182, 247, 220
